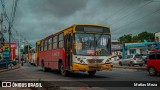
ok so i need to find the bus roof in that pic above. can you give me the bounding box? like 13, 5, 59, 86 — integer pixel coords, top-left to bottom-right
74, 24, 110, 28
36, 40, 41, 45
37, 24, 110, 42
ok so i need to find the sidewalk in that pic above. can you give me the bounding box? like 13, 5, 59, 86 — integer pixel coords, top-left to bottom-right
112, 61, 146, 71
0, 64, 21, 72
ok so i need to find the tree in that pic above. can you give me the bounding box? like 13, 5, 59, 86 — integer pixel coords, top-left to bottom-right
137, 32, 155, 42
23, 45, 32, 54
132, 35, 139, 43
118, 34, 132, 44
118, 32, 155, 43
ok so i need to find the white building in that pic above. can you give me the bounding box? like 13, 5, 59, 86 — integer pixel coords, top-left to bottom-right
155, 32, 160, 42
125, 43, 147, 55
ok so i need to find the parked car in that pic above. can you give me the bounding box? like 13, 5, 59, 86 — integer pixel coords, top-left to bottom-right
118, 54, 144, 66
118, 55, 122, 59
142, 54, 148, 64
0, 59, 18, 69
110, 55, 121, 61
147, 50, 160, 76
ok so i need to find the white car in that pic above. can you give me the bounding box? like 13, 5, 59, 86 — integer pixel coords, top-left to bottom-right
111, 56, 120, 61
118, 54, 144, 66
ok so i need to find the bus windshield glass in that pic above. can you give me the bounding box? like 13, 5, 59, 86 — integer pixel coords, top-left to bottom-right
74, 33, 111, 56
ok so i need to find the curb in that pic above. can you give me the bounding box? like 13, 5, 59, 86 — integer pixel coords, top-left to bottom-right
113, 66, 146, 71
0, 64, 21, 72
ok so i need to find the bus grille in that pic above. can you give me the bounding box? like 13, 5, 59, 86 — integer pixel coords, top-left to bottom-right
87, 59, 103, 64
89, 66, 100, 70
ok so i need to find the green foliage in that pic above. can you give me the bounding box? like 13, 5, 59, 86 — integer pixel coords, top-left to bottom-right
137, 32, 155, 42
132, 35, 140, 43
118, 34, 132, 43
118, 32, 155, 44
23, 45, 32, 54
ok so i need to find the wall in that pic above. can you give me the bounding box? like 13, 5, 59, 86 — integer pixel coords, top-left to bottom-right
127, 47, 147, 55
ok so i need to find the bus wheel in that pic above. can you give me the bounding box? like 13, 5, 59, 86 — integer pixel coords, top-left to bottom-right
42, 63, 48, 72
88, 71, 96, 76
42, 66, 47, 72
60, 63, 68, 76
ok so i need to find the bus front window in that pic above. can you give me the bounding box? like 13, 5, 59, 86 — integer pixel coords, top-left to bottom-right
74, 33, 111, 56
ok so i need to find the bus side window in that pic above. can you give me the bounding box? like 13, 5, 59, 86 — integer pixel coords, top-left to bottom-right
53, 36, 57, 49
58, 33, 64, 48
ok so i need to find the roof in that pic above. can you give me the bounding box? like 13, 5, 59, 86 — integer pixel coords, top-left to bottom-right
126, 43, 145, 48
111, 40, 119, 42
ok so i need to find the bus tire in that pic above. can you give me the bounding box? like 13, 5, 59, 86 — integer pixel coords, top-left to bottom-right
88, 71, 96, 76
42, 60, 47, 72
60, 62, 68, 76
42, 67, 47, 72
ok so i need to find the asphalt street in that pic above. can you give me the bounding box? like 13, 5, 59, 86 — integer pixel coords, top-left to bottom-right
0, 63, 159, 90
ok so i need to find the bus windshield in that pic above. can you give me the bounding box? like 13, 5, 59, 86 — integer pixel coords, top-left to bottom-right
74, 33, 111, 56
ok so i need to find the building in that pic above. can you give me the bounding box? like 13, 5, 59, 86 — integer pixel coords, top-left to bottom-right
3, 42, 17, 60
125, 43, 146, 55
125, 42, 160, 55
155, 32, 160, 42
111, 40, 122, 56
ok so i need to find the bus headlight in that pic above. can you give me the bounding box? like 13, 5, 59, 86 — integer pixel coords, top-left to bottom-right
105, 59, 111, 64
77, 58, 81, 61
80, 60, 86, 64
77, 58, 86, 64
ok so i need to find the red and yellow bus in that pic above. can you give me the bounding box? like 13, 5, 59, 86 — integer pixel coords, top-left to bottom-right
28, 47, 36, 65
36, 24, 113, 76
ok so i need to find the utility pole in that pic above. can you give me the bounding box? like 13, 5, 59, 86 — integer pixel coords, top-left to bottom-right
0, 14, 2, 32
8, 22, 12, 59
27, 42, 30, 62
0, 14, 4, 48
18, 33, 20, 63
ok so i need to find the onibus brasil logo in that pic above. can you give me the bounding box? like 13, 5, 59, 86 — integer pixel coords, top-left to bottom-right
2, 82, 42, 87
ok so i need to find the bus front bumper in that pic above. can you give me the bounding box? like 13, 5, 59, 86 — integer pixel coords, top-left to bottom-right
71, 63, 113, 71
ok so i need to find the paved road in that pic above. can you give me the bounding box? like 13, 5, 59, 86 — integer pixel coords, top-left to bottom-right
0, 63, 159, 90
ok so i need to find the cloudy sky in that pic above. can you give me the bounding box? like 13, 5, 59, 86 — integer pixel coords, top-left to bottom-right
1, 0, 160, 46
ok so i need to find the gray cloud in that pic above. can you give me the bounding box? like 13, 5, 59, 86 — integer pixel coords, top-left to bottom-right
1, 0, 160, 46
27, 0, 88, 17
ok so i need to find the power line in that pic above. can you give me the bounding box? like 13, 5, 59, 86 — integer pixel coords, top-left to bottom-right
10, 0, 19, 27
11, 0, 15, 21
112, 7, 160, 33
11, 34, 16, 42
100, 0, 134, 24
109, 0, 153, 27
0, 0, 9, 22
12, 26, 31, 45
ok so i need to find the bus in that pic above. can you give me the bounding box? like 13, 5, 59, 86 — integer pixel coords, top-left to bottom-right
36, 24, 113, 76
28, 47, 36, 65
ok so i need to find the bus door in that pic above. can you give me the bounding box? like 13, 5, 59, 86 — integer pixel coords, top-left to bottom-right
65, 33, 72, 70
